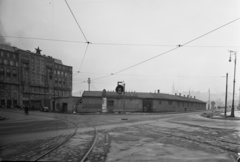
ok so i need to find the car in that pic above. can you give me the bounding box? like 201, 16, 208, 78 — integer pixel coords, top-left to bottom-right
40, 107, 49, 112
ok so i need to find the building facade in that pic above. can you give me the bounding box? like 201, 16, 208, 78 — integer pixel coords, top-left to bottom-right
0, 44, 72, 110
81, 91, 206, 113
0, 44, 20, 108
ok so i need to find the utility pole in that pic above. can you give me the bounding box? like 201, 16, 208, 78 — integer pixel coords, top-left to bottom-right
208, 89, 210, 110
87, 78, 91, 91
123, 82, 126, 114
229, 51, 237, 117
225, 73, 228, 117
238, 88, 240, 110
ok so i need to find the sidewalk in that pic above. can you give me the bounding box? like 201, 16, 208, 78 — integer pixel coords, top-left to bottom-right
201, 110, 240, 121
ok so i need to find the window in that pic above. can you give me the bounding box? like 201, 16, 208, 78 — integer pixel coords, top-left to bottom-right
107, 100, 114, 106
10, 60, 14, 66
0, 59, 2, 64
12, 77, 17, 82
6, 76, 10, 81
16, 62, 18, 67
7, 53, 10, 57
23, 63, 28, 68
0, 67, 4, 74
0, 51, 3, 57
7, 92, 11, 98
13, 54, 16, 59
55, 78, 58, 84
159, 100, 161, 105
6, 68, 10, 75
57, 71, 60, 75
168, 101, 172, 105
0, 92, 4, 97
13, 69, 17, 76
4, 60, 9, 65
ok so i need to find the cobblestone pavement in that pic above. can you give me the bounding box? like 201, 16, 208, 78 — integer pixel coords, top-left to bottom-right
39, 131, 95, 162
1, 109, 240, 161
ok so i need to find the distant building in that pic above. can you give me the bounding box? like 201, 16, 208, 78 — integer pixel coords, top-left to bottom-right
0, 44, 72, 110
0, 44, 19, 107
81, 91, 206, 113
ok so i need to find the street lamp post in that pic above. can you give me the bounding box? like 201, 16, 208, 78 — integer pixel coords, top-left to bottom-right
229, 51, 237, 117
224, 73, 228, 117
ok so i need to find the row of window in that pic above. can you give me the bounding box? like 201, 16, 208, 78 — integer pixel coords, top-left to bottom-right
22, 90, 70, 98
0, 92, 17, 99
0, 84, 18, 90
54, 64, 72, 71
0, 59, 19, 67
0, 51, 17, 59
54, 70, 72, 77
0, 67, 17, 75
107, 100, 205, 107
0, 75, 18, 82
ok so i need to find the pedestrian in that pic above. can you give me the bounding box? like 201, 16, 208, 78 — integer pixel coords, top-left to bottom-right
24, 105, 27, 115
26, 106, 29, 115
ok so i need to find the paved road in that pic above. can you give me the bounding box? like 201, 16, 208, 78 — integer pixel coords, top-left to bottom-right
0, 109, 240, 161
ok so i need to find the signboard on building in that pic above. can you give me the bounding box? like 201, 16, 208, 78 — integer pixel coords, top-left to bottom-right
115, 85, 124, 94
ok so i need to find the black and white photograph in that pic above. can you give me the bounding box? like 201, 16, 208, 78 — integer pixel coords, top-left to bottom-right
0, 0, 240, 161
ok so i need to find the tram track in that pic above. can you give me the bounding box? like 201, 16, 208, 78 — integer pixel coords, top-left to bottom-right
0, 110, 100, 162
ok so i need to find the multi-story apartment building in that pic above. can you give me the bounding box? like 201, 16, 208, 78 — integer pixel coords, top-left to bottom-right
0, 44, 20, 108
0, 44, 72, 110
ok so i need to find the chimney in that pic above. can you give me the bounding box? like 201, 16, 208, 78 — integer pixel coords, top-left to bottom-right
157, 90, 160, 94
179, 93, 181, 96
184, 95, 185, 97
194, 96, 195, 99
187, 95, 189, 98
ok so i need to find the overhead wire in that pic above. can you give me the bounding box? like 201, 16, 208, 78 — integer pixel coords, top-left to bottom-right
81, 17, 240, 83
0, 36, 86, 44
1, 36, 240, 48
73, 75, 226, 85
78, 43, 90, 72
65, 0, 88, 42
1, 35, 240, 48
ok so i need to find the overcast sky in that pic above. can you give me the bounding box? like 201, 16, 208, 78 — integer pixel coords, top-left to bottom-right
0, 0, 240, 96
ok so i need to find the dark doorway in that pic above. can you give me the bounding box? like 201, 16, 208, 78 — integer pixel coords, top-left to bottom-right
62, 103, 68, 112
52, 101, 55, 111
7, 100, 11, 108
143, 99, 153, 112
1, 100, 5, 107
23, 100, 30, 106
13, 100, 17, 107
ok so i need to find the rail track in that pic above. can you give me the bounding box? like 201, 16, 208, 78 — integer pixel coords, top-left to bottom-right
1, 109, 100, 162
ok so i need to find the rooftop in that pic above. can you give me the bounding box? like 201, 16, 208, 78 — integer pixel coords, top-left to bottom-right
82, 91, 206, 103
